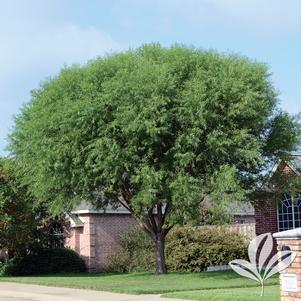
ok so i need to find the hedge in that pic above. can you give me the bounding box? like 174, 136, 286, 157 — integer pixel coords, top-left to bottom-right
166, 226, 248, 272
0, 248, 86, 276
108, 226, 248, 272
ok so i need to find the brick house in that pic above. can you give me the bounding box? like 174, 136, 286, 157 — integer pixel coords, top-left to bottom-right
255, 155, 301, 237
65, 203, 255, 272
65, 203, 137, 272
65, 156, 301, 272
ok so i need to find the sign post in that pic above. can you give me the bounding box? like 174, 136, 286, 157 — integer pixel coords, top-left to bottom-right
274, 228, 301, 301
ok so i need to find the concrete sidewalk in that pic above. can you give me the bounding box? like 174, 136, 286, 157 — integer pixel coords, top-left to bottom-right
0, 282, 186, 301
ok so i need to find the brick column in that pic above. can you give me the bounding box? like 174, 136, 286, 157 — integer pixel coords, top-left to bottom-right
88, 215, 96, 272
274, 229, 301, 301
76, 215, 96, 272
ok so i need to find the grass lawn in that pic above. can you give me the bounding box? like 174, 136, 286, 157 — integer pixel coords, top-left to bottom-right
0, 271, 279, 296
163, 285, 280, 301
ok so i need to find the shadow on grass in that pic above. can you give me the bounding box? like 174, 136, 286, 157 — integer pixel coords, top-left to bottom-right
4, 270, 237, 278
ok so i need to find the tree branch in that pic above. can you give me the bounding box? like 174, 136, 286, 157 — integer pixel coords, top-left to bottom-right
147, 208, 158, 234
162, 201, 171, 226
162, 225, 173, 237
157, 203, 163, 232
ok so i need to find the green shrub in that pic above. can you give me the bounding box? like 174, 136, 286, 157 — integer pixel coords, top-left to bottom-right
119, 226, 156, 272
199, 204, 233, 225
107, 251, 131, 273
108, 226, 155, 272
108, 225, 248, 273
0, 248, 86, 276
166, 226, 248, 272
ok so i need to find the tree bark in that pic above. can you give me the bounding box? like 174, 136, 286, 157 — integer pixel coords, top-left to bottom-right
155, 234, 167, 274
118, 194, 171, 274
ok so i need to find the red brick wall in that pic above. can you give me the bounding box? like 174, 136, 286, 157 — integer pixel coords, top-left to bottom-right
254, 200, 279, 258
66, 214, 137, 272
254, 162, 298, 236
91, 214, 137, 271
65, 215, 96, 271
254, 200, 278, 236
233, 215, 256, 224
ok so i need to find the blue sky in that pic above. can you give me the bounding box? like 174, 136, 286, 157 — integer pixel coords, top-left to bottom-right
1, 0, 301, 155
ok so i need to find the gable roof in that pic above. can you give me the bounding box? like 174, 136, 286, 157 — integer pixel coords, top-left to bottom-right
67, 213, 84, 227
225, 201, 254, 216
71, 201, 130, 215
288, 155, 301, 175
269, 154, 301, 179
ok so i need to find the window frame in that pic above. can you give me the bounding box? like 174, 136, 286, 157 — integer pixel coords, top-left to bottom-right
277, 194, 301, 232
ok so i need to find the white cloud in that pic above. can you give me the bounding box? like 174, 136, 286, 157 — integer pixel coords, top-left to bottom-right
159, 0, 301, 36
0, 0, 122, 82
0, 1, 122, 154
0, 23, 120, 82
281, 98, 301, 115
210, 0, 301, 35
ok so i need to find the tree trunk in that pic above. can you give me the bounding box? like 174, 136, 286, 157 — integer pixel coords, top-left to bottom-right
7, 248, 14, 259
155, 234, 167, 274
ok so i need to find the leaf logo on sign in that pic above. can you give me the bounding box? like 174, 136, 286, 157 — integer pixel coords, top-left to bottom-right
229, 233, 296, 297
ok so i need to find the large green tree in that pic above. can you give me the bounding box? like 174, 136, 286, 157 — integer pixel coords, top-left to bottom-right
0, 158, 36, 257
9, 44, 300, 273
0, 158, 61, 257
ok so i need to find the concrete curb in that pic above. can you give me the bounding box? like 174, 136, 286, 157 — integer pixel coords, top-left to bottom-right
0, 282, 187, 301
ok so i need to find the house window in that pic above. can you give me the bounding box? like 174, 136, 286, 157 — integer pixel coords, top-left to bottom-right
278, 194, 301, 231
48, 222, 64, 248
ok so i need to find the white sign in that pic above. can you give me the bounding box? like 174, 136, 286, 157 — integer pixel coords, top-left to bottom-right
282, 274, 299, 292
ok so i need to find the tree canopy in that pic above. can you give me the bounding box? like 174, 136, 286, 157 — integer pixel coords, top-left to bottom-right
9, 44, 301, 273
0, 158, 62, 257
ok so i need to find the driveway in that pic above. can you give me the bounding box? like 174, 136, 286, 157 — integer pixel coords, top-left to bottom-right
0, 282, 186, 301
